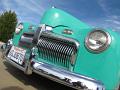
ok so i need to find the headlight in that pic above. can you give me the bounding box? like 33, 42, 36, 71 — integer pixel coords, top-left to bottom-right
15, 23, 23, 34
85, 30, 111, 53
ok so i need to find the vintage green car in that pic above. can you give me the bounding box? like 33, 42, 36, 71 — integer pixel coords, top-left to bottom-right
1, 8, 120, 90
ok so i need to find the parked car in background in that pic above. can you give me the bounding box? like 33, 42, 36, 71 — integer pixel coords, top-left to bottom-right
1, 8, 120, 90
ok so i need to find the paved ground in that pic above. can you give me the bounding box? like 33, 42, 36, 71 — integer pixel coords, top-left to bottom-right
0, 52, 73, 90
0, 42, 4, 48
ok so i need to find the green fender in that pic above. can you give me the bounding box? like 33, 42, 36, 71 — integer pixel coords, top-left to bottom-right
39, 8, 120, 89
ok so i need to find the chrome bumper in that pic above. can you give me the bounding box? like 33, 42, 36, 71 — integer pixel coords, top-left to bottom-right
5, 56, 25, 71
4, 55, 105, 90
4, 56, 32, 75
31, 60, 105, 90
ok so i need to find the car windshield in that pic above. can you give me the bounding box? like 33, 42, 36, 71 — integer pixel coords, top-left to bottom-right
0, 0, 120, 32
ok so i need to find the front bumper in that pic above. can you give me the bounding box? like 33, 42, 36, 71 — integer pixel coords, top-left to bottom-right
4, 54, 105, 90
5, 56, 26, 71
31, 60, 105, 90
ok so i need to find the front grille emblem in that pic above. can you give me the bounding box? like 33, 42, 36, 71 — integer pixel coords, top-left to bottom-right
62, 29, 73, 35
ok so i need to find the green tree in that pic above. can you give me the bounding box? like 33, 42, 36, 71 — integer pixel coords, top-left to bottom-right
0, 10, 17, 42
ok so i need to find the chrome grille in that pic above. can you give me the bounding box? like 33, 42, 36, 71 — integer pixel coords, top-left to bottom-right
37, 32, 78, 69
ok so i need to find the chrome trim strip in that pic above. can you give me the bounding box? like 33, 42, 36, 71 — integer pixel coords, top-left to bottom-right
32, 60, 105, 90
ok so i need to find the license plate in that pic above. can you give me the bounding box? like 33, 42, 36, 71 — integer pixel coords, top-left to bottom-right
7, 46, 26, 65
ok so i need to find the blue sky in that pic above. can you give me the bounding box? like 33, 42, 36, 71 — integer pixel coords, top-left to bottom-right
0, 0, 120, 32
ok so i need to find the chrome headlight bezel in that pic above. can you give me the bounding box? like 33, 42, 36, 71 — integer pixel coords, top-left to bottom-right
85, 29, 111, 53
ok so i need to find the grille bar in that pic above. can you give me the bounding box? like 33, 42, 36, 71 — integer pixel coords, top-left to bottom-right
37, 32, 78, 69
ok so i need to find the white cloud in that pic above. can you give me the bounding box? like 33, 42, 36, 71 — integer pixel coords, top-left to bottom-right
97, 0, 120, 31
105, 19, 120, 25
0, 0, 46, 24
1, 0, 11, 10
111, 20, 120, 25
14, 0, 45, 16
110, 15, 120, 19
98, 0, 109, 14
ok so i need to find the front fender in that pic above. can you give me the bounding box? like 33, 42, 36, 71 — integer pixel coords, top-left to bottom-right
74, 29, 120, 90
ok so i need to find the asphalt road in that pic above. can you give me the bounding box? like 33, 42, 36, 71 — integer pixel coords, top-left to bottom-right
0, 52, 74, 90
